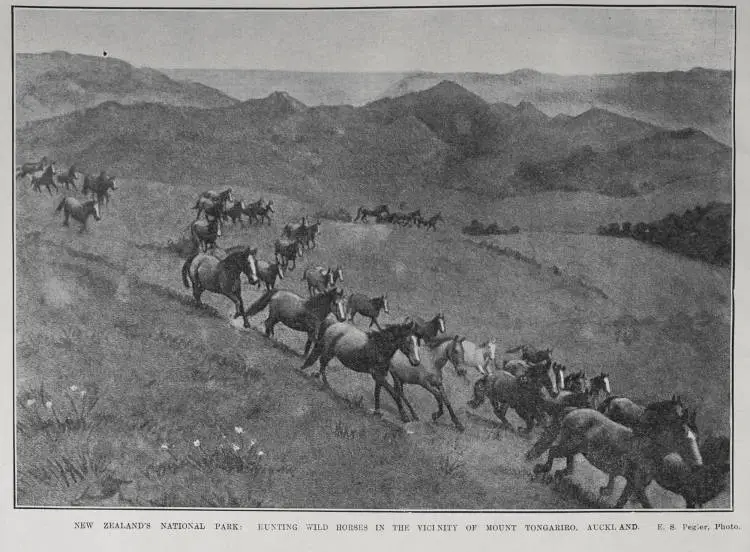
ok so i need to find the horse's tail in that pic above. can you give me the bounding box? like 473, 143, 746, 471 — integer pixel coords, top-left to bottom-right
245, 290, 278, 317
181, 254, 197, 288
597, 395, 619, 414
54, 197, 66, 213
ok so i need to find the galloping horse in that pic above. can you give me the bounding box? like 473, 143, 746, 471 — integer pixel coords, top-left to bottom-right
82, 173, 117, 207
468, 370, 547, 434
528, 405, 703, 508
421, 212, 443, 231
16, 156, 48, 179
55, 164, 79, 191
194, 188, 233, 220
353, 204, 389, 223
405, 313, 446, 344
505, 343, 554, 364
244, 287, 347, 356
299, 318, 420, 423
247, 200, 274, 225
451, 337, 497, 376
503, 358, 562, 399
254, 259, 285, 291
31, 164, 58, 195
55, 197, 101, 232
301, 265, 335, 296
226, 201, 246, 225
190, 217, 222, 252
274, 239, 303, 271
303, 221, 322, 249
391, 334, 466, 430
181, 247, 259, 328
347, 293, 389, 330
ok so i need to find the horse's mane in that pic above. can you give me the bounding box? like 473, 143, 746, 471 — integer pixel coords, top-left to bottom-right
220, 248, 250, 269
368, 323, 410, 345
425, 334, 455, 348
304, 288, 341, 310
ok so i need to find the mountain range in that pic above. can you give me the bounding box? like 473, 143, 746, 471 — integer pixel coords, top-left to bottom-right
164, 65, 732, 144
16, 71, 731, 210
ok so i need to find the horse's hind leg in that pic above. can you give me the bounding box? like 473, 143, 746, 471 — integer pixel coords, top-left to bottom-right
395, 379, 418, 421
439, 384, 464, 431
370, 317, 382, 330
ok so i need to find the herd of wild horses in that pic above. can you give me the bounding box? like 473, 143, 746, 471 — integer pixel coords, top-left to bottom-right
18, 156, 729, 509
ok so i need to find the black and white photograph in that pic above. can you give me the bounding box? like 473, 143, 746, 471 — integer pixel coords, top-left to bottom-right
12, 3, 736, 514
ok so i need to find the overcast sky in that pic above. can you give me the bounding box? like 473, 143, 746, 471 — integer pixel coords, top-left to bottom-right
14, 6, 735, 74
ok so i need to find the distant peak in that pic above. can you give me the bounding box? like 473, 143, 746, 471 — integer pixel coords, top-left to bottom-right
516, 101, 548, 118
508, 68, 542, 78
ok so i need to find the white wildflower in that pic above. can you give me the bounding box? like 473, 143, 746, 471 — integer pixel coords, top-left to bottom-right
25, 399, 36, 407
160, 443, 169, 450
232, 443, 241, 452
257, 450, 265, 457
193, 439, 201, 448
249, 439, 256, 447
45, 401, 53, 409
70, 385, 78, 392
234, 426, 243, 434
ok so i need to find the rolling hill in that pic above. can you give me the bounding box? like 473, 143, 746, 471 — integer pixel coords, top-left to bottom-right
16, 80, 731, 224
16, 51, 238, 125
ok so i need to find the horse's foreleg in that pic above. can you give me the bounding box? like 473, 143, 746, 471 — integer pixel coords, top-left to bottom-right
370, 317, 382, 330
193, 286, 203, 306
374, 374, 409, 423
490, 398, 513, 430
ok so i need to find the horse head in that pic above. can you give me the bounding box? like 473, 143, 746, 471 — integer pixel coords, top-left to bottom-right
379, 294, 389, 314
86, 199, 102, 221
327, 287, 347, 322
395, 322, 421, 367
467, 374, 491, 409
243, 247, 259, 285
436, 313, 446, 334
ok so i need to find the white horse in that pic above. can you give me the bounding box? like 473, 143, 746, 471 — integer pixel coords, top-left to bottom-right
450, 337, 496, 376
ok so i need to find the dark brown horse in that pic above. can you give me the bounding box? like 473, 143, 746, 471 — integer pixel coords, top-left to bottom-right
274, 239, 303, 271
181, 247, 259, 328
347, 293, 389, 330
405, 313, 446, 345
190, 217, 222, 252
353, 204, 389, 223
468, 370, 547, 434
300, 318, 420, 422
244, 287, 347, 356
16, 156, 48, 179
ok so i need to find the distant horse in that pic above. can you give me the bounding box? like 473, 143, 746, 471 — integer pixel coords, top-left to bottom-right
347, 293, 389, 330
244, 287, 347, 356
82, 173, 117, 207
31, 164, 58, 195
405, 209, 422, 227
16, 156, 48, 179
528, 406, 703, 508
468, 370, 547, 434
505, 343, 554, 364
391, 334, 466, 431
254, 259, 285, 291
194, 188, 233, 220
247, 201, 274, 225
353, 204, 389, 223
282, 217, 308, 242
390, 212, 413, 226
55, 164, 79, 191
181, 247, 259, 328
226, 201, 247, 225
451, 337, 497, 377
654, 435, 729, 509
422, 212, 443, 231
405, 313, 446, 345
274, 239, 303, 271
190, 217, 222, 252
301, 266, 335, 296
299, 318, 420, 422
55, 197, 101, 233
303, 221, 322, 249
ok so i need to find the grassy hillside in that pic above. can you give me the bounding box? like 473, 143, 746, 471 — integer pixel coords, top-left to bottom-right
16, 51, 238, 124
15, 176, 730, 508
